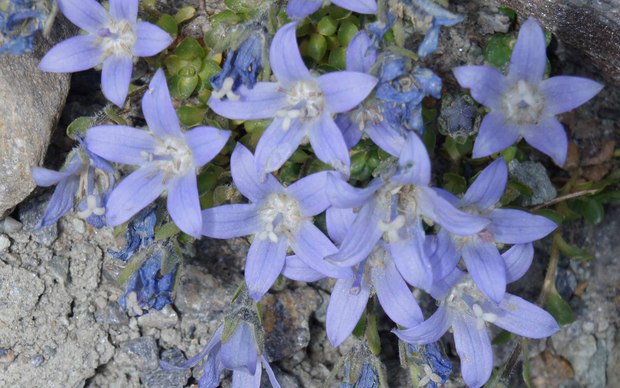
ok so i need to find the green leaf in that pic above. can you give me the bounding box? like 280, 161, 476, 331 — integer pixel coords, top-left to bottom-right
66, 117, 94, 140
522, 339, 532, 388
177, 105, 207, 127
338, 21, 358, 47
492, 330, 515, 345
443, 173, 467, 195
328, 46, 347, 70
174, 6, 196, 24
317, 16, 337, 36
175, 37, 206, 59
544, 286, 575, 325
155, 222, 180, 241
327, 5, 351, 20
156, 14, 178, 38
532, 208, 563, 226
571, 198, 604, 224
306, 33, 327, 62
484, 34, 514, 68
556, 235, 593, 262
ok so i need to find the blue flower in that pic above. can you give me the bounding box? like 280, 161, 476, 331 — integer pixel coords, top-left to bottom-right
453, 17, 603, 166
405, 342, 453, 387
38, 0, 173, 106
31, 139, 115, 228
85, 69, 231, 238
209, 22, 377, 177
0, 0, 47, 55
108, 206, 157, 261
286, 0, 377, 19
201, 144, 351, 300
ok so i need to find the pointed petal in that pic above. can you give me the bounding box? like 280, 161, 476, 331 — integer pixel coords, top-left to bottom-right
308, 114, 350, 174
365, 120, 405, 157
230, 143, 283, 202
105, 166, 165, 226
287, 171, 330, 216
167, 173, 202, 238
286, 0, 322, 18
392, 304, 451, 344
326, 277, 371, 347
161, 326, 223, 370
503, 243, 534, 283
101, 55, 133, 107
417, 187, 489, 235
462, 241, 507, 303
318, 71, 378, 113
460, 158, 507, 210
221, 321, 258, 374
255, 118, 306, 176
270, 22, 311, 84
430, 268, 465, 300
488, 208, 557, 244
335, 114, 363, 149
328, 201, 384, 267
291, 221, 352, 278
133, 22, 173, 57
521, 117, 568, 166
233, 368, 261, 388
540, 76, 603, 115
39, 35, 103, 72
389, 226, 433, 291
372, 258, 423, 327
472, 112, 520, 159
508, 17, 547, 84
208, 82, 286, 120
346, 31, 376, 73
453, 66, 508, 110
58, 0, 109, 33
282, 255, 325, 282
109, 0, 138, 20
332, 0, 377, 14
184, 126, 231, 167
31, 154, 81, 186
326, 207, 356, 245
452, 315, 493, 388
393, 133, 431, 185
201, 204, 259, 238
245, 236, 288, 300
426, 230, 461, 280
39, 177, 79, 227
86, 125, 156, 165
143, 69, 182, 138
326, 173, 381, 209
485, 294, 560, 338
261, 355, 282, 388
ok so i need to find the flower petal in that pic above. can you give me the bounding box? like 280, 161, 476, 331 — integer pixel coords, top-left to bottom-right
326, 173, 381, 208
540, 76, 603, 115
326, 277, 371, 347
346, 31, 376, 73
430, 268, 464, 300
230, 143, 283, 202
31, 153, 82, 186
365, 120, 405, 157
133, 22, 173, 57
255, 117, 307, 176
488, 208, 557, 244
426, 230, 461, 280
38, 35, 103, 72
392, 133, 431, 186
184, 126, 231, 167
232, 368, 261, 388
109, 0, 138, 21
208, 82, 286, 120
452, 315, 493, 388
245, 236, 288, 300
101, 55, 133, 107
282, 255, 325, 282
318, 71, 378, 113
417, 187, 490, 235
521, 117, 568, 166
291, 221, 352, 278
372, 258, 423, 327
472, 112, 521, 159
503, 243, 534, 283
261, 355, 281, 388
167, 173, 202, 238
462, 241, 507, 303
38, 176, 79, 227
86, 125, 156, 165
221, 321, 259, 374
335, 114, 363, 149
142, 69, 182, 138
508, 17, 547, 84
287, 171, 331, 216
332, 0, 377, 14
58, 0, 109, 33
286, 0, 322, 18
392, 304, 451, 344
326, 207, 356, 245
307, 114, 350, 175
270, 22, 311, 84
460, 157, 507, 210
485, 294, 560, 339
389, 225, 433, 291
201, 204, 260, 238
105, 166, 165, 226
452, 65, 508, 110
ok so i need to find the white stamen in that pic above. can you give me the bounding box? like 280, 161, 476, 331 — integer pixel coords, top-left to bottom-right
98, 19, 137, 59
378, 214, 406, 242
472, 303, 498, 330
502, 79, 545, 125
419, 364, 442, 386
212, 77, 240, 101
77, 194, 106, 219
257, 193, 304, 241
144, 136, 194, 178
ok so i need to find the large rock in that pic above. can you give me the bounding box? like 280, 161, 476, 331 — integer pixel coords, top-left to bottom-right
0, 19, 72, 218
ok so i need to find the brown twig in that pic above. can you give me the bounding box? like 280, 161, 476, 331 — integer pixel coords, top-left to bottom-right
530, 189, 599, 210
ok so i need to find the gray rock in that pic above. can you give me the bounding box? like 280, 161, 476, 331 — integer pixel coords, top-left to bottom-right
0, 234, 10, 252
0, 265, 45, 324
141, 348, 190, 388
0, 19, 72, 218
137, 305, 179, 329
18, 195, 58, 245
95, 302, 130, 326
508, 160, 557, 206
119, 337, 160, 371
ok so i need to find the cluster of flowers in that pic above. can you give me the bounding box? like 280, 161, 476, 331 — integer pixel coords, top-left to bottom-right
31, 0, 603, 387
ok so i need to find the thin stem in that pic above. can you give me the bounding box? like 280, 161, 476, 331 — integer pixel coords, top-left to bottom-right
530, 189, 599, 210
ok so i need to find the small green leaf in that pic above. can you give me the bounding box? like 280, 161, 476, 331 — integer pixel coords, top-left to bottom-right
571, 198, 604, 224
171, 70, 199, 99
177, 105, 207, 126
556, 235, 593, 262
175, 37, 206, 59
328, 46, 347, 70
66, 117, 94, 140
317, 16, 338, 36
327, 5, 351, 20
174, 6, 196, 24
156, 14, 178, 38
484, 34, 514, 68
443, 173, 467, 195
155, 222, 180, 241
532, 208, 563, 225
306, 33, 327, 62
544, 286, 575, 325
492, 330, 515, 345
337, 21, 358, 47
211, 10, 241, 26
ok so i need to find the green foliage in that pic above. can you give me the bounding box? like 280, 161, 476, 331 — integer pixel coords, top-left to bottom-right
544, 287, 575, 325
66, 117, 95, 140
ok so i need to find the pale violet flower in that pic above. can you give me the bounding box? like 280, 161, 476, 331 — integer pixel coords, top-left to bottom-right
287, 0, 377, 18
39, 0, 173, 106
86, 69, 231, 238
453, 17, 603, 166
209, 22, 377, 178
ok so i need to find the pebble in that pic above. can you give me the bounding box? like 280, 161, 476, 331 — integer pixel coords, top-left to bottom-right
119, 337, 160, 371
140, 348, 190, 388
0, 234, 10, 251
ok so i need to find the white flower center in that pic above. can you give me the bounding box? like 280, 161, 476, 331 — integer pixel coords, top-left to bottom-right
77, 194, 106, 219
501, 80, 545, 125
419, 364, 442, 386
98, 19, 137, 58
446, 277, 497, 329
257, 193, 304, 242
212, 77, 240, 101
143, 136, 194, 177
351, 101, 384, 131
276, 80, 325, 130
